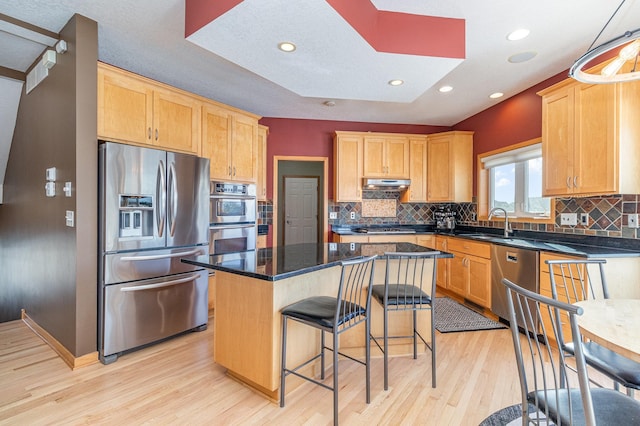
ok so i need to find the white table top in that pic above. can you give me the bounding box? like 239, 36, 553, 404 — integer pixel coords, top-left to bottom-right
574, 299, 640, 364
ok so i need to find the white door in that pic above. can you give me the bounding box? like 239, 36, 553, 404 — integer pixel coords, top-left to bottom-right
284, 177, 318, 245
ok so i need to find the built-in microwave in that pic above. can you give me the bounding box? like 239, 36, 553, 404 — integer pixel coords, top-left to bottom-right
210, 181, 257, 225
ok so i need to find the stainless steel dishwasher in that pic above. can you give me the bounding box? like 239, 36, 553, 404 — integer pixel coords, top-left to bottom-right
491, 244, 539, 328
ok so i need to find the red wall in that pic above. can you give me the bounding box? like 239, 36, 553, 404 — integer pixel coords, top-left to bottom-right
258, 118, 449, 200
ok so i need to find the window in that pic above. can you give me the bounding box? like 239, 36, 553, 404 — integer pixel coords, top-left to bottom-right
479, 139, 552, 221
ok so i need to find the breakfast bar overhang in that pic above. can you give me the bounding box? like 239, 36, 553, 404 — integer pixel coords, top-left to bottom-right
184, 242, 452, 400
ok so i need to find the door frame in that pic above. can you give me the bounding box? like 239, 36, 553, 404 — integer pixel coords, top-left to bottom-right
273, 155, 329, 245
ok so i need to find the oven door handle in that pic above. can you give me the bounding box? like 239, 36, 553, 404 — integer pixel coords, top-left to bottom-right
120, 248, 203, 262
209, 224, 256, 230
119, 274, 201, 292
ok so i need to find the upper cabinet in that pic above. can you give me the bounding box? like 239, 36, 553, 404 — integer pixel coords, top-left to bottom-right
363, 135, 409, 178
539, 73, 640, 196
334, 132, 363, 202
257, 125, 269, 201
401, 136, 428, 202
426, 131, 474, 202
201, 103, 259, 183
98, 63, 200, 155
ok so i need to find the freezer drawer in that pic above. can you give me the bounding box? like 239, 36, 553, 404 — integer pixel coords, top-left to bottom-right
101, 270, 208, 361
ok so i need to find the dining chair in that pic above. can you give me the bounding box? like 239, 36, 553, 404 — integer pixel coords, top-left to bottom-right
279, 255, 376, 426
370, 251, 439, 390
547, 259, 640, 397
502, 277, 640, 425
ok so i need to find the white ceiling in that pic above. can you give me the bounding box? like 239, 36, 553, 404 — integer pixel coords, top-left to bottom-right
0, 0, 639, 127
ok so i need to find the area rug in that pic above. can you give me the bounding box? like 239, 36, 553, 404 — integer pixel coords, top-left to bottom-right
434, 297, 507, 333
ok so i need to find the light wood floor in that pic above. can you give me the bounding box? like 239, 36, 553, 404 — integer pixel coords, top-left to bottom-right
0, 315, 526, 426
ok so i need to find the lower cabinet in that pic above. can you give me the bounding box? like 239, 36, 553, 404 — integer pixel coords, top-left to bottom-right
442, 237, 492, 308
208, 274, 216, 311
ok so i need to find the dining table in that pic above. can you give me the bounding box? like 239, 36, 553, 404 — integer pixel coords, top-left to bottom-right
574, 299, 640, 364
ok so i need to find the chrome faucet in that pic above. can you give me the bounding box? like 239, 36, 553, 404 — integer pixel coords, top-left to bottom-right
488, 207, 512, 238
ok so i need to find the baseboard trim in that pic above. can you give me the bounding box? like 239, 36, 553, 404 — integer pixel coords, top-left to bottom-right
21, 309, 99, 370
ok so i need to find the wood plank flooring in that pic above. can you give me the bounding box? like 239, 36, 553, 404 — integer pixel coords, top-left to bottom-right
0, 315, 526, 425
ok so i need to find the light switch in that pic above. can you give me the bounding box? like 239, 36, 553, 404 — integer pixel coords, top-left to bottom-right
63, 182, 72, 197
65, 210, 74, 227
45, 181, 56, 197
46, 167, 56, 181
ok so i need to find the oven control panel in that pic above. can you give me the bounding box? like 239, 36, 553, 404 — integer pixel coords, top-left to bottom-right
211, 181, 256, 197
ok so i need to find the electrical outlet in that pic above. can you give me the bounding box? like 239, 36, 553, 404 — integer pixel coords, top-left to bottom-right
350, 211, 356, 220
560, 213, 577, 226
349, 242, 356, 251
580, 213, 589, 226
329, 242, 337, 251
629, 214, 639, 229
329, 212, 337, 219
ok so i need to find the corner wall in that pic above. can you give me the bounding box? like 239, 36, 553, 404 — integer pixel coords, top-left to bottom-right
0, 14, 98, 357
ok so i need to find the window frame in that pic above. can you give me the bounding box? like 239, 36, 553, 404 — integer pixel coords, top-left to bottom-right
477, 138, 554, 224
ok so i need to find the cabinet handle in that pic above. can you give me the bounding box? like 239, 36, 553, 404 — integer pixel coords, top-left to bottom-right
148, 127, 152, 140
228, 166, 232, 176
155, 129, 159, 141
233, 166, 236, 176
573, 176, 579, 188
566, 177, 572, 189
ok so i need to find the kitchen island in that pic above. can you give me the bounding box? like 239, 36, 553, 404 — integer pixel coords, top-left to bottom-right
184, 242, 451, 401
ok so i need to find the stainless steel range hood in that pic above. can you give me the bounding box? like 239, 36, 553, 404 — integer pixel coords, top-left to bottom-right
362, 178, 411, 190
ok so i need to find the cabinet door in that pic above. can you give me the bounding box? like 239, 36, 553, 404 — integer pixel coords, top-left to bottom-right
231, 114, 258, 183
416, 235, 435, 249
574, 83, 616, 194
98, 67, 153, 145
542, 86, 575, 196
466, 255, 491, 308
153, 87, 201, 154
404, 137, 427, 202
257, 125, 268, 200
363, 137, 386, 177
448, 252, 466, 296
334, 135, 363, 202
202, 105, 232, 181
435, 237, 448, 288
385, 137, 409, 178
427, 137, 452, 201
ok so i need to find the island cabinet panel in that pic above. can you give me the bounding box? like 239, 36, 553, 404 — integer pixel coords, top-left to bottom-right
334, 132, 363, 202
98, 63, 201, 155
539, 72, 640, 197
426, 131, 473, 202
202, 103, 258, 183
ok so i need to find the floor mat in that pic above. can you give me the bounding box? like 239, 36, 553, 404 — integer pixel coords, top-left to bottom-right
434, 297, 507, 333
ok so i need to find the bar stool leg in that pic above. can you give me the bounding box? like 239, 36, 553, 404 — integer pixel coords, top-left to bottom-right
280, 316, 288, 407
383, 301, 389, 391
333, 331, 339, 426
431, 306, 436, 388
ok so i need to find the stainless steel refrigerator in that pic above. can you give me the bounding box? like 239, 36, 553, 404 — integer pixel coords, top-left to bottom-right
98, 142, 210, 364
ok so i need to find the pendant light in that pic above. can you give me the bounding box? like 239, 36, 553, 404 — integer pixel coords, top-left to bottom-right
569, 0, 640, 84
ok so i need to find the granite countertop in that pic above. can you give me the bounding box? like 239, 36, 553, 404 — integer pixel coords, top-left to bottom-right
331, 224, 640, 258
183, 242, 452, 281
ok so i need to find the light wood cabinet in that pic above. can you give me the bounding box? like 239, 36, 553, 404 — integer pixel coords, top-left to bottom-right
334, 132, 364, 202
539, 75, 640, 196
257, 125, 268, 200
98, 63, 201, 155
207, 274, 216, 311
442, 237, 492, 308
401, 136, 428, 202
434, 236, 450, 289
426, 131, 473, 202
363, 135, 409, 178
202, 103, 258, 183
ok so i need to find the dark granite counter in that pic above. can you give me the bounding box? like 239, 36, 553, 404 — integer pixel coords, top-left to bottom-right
183, 242, 452, 281
331, 224, 640, 258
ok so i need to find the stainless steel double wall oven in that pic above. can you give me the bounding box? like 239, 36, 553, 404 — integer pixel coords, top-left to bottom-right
209, 181, 257, 255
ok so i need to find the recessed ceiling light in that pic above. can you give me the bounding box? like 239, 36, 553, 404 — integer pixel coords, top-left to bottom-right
439, 85, 453, 93
278, 42, 296, 52
508, 51, 537, 63
507, 28, 530, 41
489, 92, 504, 99
388, 79, 404, 86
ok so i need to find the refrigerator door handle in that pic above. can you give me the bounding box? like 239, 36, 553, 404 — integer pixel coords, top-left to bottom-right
156, 160, 167, 237
120, 248, 204, 262
119, 273, 201, 292
167, 162, 178, 237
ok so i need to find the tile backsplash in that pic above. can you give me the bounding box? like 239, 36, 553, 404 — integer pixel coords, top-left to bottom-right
262, 192, 640, 240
